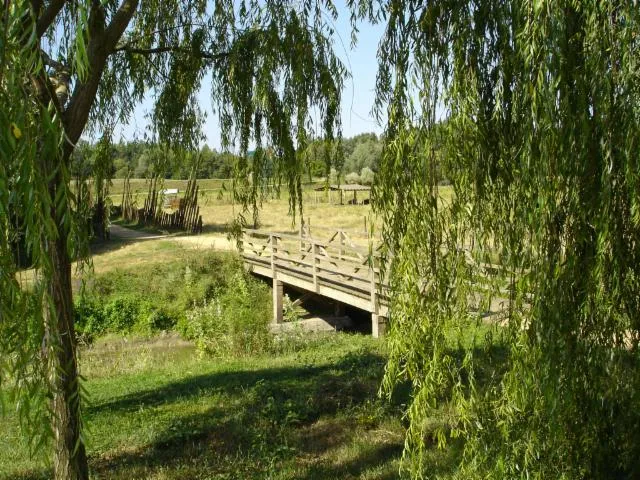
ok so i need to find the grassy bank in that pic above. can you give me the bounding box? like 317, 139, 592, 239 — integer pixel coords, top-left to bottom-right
3, 229, 469, 479
1, 333, 424, 479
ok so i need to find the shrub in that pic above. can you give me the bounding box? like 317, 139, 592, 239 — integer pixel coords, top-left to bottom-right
359, 167, 375, 185
103, 296, 139, 332
74, 295, 179, 339
179, 271, 271, 357
74, 297, 106, 340
345, 172, 360, 184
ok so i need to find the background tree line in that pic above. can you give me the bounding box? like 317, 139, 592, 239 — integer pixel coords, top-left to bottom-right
72, 132, 385, 182
72, 140, 235, 179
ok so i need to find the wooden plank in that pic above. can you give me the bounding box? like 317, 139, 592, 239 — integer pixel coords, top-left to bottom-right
246, 229, 372, 257
247, 263, 374, 311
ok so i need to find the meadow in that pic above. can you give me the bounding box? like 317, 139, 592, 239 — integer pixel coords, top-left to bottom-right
2, 180, 465, 479
1, 246, 464, 480
2, 332, 418, 480
108, 177, 378, 235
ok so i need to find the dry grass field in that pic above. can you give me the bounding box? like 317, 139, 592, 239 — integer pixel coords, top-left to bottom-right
107, 178, 453, 246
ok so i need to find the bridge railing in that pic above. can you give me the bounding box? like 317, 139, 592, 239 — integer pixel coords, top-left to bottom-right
240, 227, 526, 324
240, 228, 389, 311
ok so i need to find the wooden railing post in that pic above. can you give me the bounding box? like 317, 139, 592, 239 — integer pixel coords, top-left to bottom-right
370, 255, 385, 338
313, 241, 319, 291
370, 255, 376, 311
270, 234, 277, 276
271, 234, 283, 324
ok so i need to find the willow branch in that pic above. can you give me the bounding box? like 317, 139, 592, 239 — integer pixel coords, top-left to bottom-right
41, 51, 69, 73
36, 0, 67, 37
112, 44, 228, 62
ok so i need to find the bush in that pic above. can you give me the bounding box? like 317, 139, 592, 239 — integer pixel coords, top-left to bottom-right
74, 295, 179, 339
359, 167, 375, 185
103, 296, 139, 332
178, 271, 271, 357
74, 297, 106, 340
345, 172, 360, 184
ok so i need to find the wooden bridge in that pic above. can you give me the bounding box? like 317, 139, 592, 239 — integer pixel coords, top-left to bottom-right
240, 226, 389, 337
241, 225, 520, 337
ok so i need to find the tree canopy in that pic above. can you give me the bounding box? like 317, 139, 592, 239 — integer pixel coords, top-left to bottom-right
373, 1, 640, 478
1, 1, 347, 478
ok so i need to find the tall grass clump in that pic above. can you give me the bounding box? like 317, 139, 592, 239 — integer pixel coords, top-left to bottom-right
178, 270, 272, 357
76, 250, 272, 342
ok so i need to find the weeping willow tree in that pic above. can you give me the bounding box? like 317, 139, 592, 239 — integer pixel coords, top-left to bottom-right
372, 1, 640, 478
91, 131, 114, 239
1, 1, 345, 478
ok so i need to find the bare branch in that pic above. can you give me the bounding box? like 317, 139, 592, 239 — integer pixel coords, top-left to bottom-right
112, 44, 227, 62
41, 51, 69, 73
36, 0, 67, 37
104, 0, 140, 49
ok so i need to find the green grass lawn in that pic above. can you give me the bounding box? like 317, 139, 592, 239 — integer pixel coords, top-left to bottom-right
1, 333, 426, 480
4, 196, 470, 480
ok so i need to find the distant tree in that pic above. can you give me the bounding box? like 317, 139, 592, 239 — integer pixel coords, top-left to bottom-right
134, 152, 150, 178
359, 167, 374, 185
344, 138, 382, 173
113, 158, 128, 178
342, 132, 378, 159
345, 172, 360, 184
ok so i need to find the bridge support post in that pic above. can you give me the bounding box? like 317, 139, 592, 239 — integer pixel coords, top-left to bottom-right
371, 313, 386, 338
273, 279, 283, 324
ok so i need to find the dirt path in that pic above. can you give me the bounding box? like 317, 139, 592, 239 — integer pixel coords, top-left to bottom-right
109, 224, 235, 251
109, 224, 169, 241
170, 233, 235, 251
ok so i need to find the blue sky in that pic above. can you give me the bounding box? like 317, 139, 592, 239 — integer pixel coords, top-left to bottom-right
117, 9, 387, 149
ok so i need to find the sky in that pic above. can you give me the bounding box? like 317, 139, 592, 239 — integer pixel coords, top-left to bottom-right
117, 7, 388, 149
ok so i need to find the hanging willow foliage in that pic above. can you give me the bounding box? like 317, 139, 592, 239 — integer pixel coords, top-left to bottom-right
373, 1, 640, 478
1, 0, 91, 468
3, 1, 347, 478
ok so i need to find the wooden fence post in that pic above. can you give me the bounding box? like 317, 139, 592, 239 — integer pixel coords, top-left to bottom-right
270, 235, 278, 277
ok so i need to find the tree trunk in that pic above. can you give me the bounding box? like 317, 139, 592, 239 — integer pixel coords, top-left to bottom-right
49, 238, 89, 480
43, 150, 89, 480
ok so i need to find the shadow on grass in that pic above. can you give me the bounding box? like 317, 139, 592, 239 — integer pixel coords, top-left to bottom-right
9, 343, 504, 480
89, 351, 387, 417
89, 237, 131, 256
81, 351, 406, 479
200, 222, 230, 234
